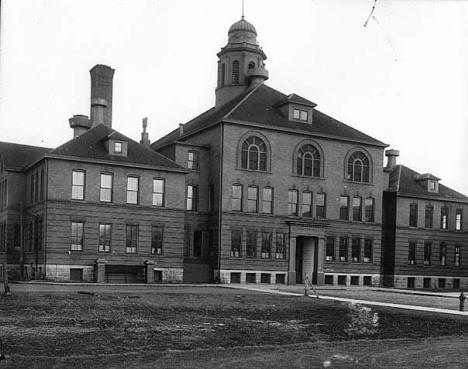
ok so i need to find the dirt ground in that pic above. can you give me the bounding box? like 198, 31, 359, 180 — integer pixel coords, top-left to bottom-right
1, 285, 468, 368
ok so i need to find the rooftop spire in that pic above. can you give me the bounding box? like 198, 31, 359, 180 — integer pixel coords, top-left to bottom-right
242, 0, 245, 19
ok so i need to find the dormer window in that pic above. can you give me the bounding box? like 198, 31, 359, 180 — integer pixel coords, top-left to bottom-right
293, 109, 309, 122
106, 138, 128, 157
428, 180, 439, 193
114, 142, 122, 153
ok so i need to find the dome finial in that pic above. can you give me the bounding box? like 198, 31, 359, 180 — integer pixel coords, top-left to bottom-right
241, 0, 245, 19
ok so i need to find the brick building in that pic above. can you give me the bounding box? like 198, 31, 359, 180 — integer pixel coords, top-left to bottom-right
1, 17, 467, 288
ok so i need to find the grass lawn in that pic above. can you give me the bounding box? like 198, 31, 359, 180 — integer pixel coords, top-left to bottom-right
1, 286, 468, 368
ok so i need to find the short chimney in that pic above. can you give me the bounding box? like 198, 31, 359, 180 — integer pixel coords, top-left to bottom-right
90, 64, 115, 128
385, 149, 400, 169
179, 123, 184, 136
69, 114, 92, 138
140, 117, 151, 147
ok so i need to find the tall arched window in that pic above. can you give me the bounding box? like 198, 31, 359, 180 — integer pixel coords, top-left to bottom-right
297, 144, 321, 177
347, 151, 370, 182
232, 60, 240, 84
241, 136, 267, 171
220, 63, 225, 86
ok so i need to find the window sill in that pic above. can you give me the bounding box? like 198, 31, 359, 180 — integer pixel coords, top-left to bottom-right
343, 179, 374, 186
236, 167, 272, 174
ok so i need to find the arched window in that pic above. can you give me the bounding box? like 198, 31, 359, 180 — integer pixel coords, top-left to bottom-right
248, 61, 255, 70
241, 136, 267, 171
347, 151, 370, 182
220, 63, 225, 86
297, 144, 321, 177
232, 60, 240, 84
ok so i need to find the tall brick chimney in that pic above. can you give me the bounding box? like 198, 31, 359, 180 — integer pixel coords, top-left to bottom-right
90, 65, 115, 128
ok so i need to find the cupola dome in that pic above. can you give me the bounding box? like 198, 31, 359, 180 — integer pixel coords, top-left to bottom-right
228, 17, 257, 35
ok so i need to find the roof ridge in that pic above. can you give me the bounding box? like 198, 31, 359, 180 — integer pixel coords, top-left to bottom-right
222, 83, 264, 120
396, 165, 402, 192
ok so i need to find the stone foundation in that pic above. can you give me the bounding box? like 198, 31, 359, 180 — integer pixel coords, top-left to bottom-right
393, 274, 468, 289
219, 269, 288, 284
323, 273, 380, 287
46, 264, 95, 282
155, 268, 184, 283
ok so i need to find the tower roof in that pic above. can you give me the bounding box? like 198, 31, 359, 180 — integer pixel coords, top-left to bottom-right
228, 17, 257, 35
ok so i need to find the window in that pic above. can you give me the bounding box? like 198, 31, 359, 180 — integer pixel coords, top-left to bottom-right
98, 224, 111, 252
297, 144, 321, 177
114, 142, 122, 153
455, 245, 461, 267
454, 278, 460, 289
248, 186, 258, 213
325, 237, 335, 261
352, 197, 362, 221
188, 151, 199, 170
339, 196, 349, 220
231, 230, 241, 257
441, 207, 448, 229
72, 170, 85, 200
288, 190, 298, 215
302, 191, 313, 217
423, 278, 431, 288
100, 174, 113, 202
262, 187, 273, 214
424, 241, 432, 265
347, 151, 370, 183
70, 222, 84, 251
352, 238, 361, 262
339, 237, 348, 262
241, 136, 267, 171
275, 233, 287, 259
440, 243, 447, 266
232, 60, 239, 84
365, 198, 374, 222
126, 176, 139, 204
220, 63, 225, 86
230, 272, 241, 284
246, 230, 257, 258
232, 184, 243, 211
261, 232, 272, 258
193, 231, 202, 257
316, 193, 326, 218
260, 273, 271, 284
456, 209, 463, 231
407, 277, 415, 289
425, 205, 433, 228
246, 273, 256, 283
151, 226, 164, 255
293, 109, 308, 122
428, 180, 438, 192
248, 61, 255, 70
408, 242, 416, 265
364, 239, 373, 263
186, 185, 198, 211
152, 179, 165, 207
438, 278, 446, 288
409, 204, 418, 227
125, 225, 138, 253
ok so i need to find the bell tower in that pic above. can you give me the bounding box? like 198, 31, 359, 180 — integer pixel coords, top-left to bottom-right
215, 16, 269, 108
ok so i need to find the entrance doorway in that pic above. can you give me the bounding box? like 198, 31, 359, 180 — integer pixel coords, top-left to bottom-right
295, 236, 318, 284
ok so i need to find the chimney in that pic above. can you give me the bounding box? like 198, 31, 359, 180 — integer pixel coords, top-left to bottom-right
69, 114, 92, 138
179, 123, 184, 136
385, 149, 400, 170
140, 117, 151, 147
90, 64, 115, 128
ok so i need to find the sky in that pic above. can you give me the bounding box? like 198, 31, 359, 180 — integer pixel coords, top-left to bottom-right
1, 0, 467, 194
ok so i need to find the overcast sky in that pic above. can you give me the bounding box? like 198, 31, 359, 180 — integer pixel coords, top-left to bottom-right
1, 0, 467, 194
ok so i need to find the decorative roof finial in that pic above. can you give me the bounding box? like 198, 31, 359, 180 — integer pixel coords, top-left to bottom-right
242, 0, 245, 19
142, 117, 148, 132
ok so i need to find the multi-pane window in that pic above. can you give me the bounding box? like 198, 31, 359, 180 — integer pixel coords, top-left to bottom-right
241, 136, 267, 171
262, 187, 273, 214
439, 243, 447, 266
293, 108, 308, 122
347, 151, 370, 183
339, 237, 348, 262
364, 198, 374, 222
232, 184, 243, 211
231, 230, 241, 257
186, 185, 198, 211
126, 176, 139, 204
151, 226, 164, 255
456, 209, 463, 231
302, 191, 313, 217
325, 237, 335, 261
364, 239, 373, 263
188, 151, 199, 170
275, 233, 287, 259
125, 225, 138, 253
351, 238, 361, 262
408, 242, 416, 265
70, 222, 84, 251
261, 232, 272, 258
316, 193, 326, 218
424, 241, 432, 265
152, 179, 165, 207
296, 144, 321, 177
288, 190, 298, 216
100, 173, 113, 202
248, 186, 259, 213
339, 196, 349, 220
72, 170, 85, 200
232, 60, 239, 84
441, 207, 448, 229
352, 197, 362, 221
246, 230, 257, 258
455, 245, 461, 267
409, 204, 418, 227
98, 224, 111, 252
425, 205, 433, 228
